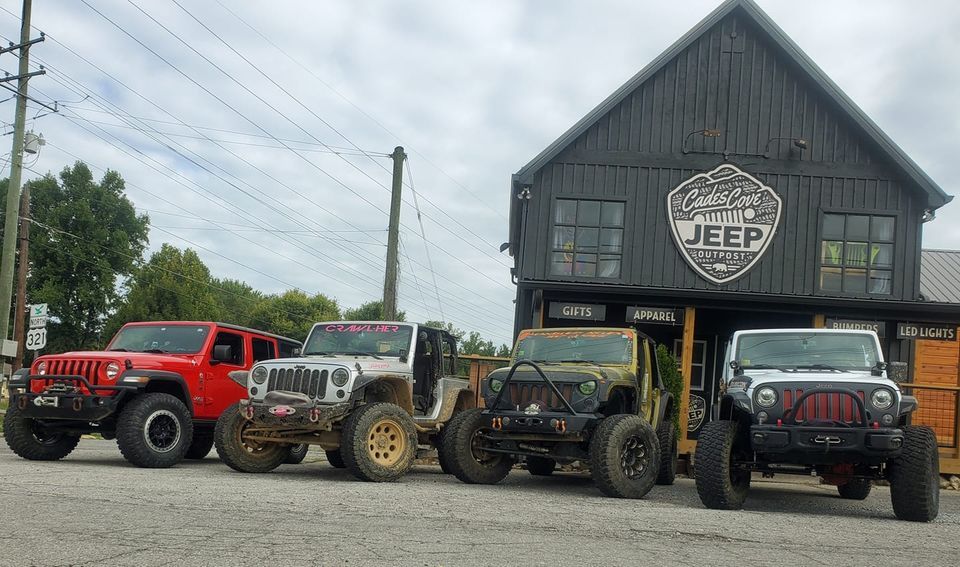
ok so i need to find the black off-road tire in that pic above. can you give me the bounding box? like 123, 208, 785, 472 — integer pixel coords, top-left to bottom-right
890, 425, 940, 522
445, 408, 515, 485
3, 404, 80, 461
340, 403, 418, 482
285, 444, 308, 464
436, 421, 455, 475
526, 456, 556, 476
837, 479, 872, 500
185, 429, 215, 460
589, 414, 660, 499
694, 420, 751, 510
116, 393, 193, 468
656, 420, 677, 486
325, 449, 346, 468
214, 402, 288, 473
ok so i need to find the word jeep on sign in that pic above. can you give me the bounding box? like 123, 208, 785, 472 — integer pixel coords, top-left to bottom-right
667, 164, 782, 284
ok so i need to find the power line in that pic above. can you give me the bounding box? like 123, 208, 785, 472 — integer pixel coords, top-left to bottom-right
406, 157, 445, 323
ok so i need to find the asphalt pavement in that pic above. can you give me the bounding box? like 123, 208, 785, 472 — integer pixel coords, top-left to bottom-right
0, 439, 957, 566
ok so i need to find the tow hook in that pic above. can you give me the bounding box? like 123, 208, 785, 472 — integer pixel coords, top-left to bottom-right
491, 416, 503, 430
309, 407, 321, 423
17, 396, 28, 410
243, 405, 255, 420
72, 397, 83, 412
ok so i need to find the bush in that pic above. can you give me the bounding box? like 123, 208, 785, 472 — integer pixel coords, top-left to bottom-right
656, 344, 684, 435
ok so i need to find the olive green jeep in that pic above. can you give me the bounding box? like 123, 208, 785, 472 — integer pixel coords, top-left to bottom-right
442, 327, 676, 498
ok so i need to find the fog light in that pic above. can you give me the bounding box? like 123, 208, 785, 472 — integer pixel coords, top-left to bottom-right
881, 414, 894, 426
502, 416, 510, 426
336, 389, 345, 399
757, 411, 769, 424
250, 387, 258, 396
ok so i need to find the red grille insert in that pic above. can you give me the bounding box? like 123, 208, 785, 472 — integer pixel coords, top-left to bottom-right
35, 359, 105, 393
782, 389, 865, 423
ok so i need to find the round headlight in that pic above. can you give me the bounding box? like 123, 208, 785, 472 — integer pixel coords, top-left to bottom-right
578, 381, 598, 395
36, 361, 47, 375
755, 387, 778, 408
488, 378, 503, 393
105, 362, 121, 380
251, 366, 268, 384
871, 388, 894, 410
331, 368, 349, 387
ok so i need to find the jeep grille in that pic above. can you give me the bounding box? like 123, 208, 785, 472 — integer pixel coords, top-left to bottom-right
507, 382, 575, 412
783, 389, 865, 423
44, 359, 104, 384
267, 368, 328, 398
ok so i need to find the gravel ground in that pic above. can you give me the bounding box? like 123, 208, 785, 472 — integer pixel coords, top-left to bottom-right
0, 439, 957, 566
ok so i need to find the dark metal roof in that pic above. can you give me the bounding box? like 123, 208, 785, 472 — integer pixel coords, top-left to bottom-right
920, 250, 960, 304
513, 0, 952, 209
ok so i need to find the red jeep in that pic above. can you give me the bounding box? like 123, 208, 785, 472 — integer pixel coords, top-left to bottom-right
3, 321, 302, 468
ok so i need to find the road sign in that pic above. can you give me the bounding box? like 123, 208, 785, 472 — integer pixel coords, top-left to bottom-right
25, 328, 47, 351
30, 303, 48, 318
29, 316, 47, 329
1, 339, 17, 357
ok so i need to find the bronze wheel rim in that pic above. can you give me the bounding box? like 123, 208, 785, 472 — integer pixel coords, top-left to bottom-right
367, 418, 406, 467
469, 427, 502, 466
237, 420, 270, 455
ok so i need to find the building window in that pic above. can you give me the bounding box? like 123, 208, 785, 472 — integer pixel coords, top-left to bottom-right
550, 199, 624, 278
819, 213, 894, 295
673, 339, 707, 390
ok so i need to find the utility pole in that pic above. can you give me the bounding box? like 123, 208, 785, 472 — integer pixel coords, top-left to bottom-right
12, 184, 29, 371
0, 0, 41, 351
382, 146, 405, 320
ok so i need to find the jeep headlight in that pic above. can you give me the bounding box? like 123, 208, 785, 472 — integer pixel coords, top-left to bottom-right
755, 387, 778, 408
331, 368, 349, 387
105, 362, 121, 380
578, 381, 598, 395
871, 388, 894, 410
488, 378, 503, 393
36, 361, 47, 375
251, 366, 268, 384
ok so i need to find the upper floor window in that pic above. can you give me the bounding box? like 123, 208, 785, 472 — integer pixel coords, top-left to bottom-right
550, 199, 624, 278
819, 213, 894, 295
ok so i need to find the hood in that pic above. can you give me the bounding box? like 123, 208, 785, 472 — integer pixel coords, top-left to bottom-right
742, 370, 898, 390
489, 362, 632, 383
34, 351, 200, 371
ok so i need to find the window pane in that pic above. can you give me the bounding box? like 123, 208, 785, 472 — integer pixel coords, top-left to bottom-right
552, 226, 574, 250
870, 243, 893, 269
601, 202, 624, 227
599, 228, 623, 254
844, 242, 869, 267
820, 267, 842, 291
598, 255, 621, 278
871, 216, 895, 241
869, 270, 892, 294
574, 253, 597, 277
846, 215, 869, 240
844, 268, 867, 293
577, 201, 601, 226
821, 241, 843, 266
555, 199, 577, 225
822, 214, 845, 240
575, 227, 599, 252
550, 252, 572, 276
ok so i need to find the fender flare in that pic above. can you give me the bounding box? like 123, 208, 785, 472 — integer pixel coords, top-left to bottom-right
117, 369, 194, 416
717, 392, 752, 421
656, 391, 675, 428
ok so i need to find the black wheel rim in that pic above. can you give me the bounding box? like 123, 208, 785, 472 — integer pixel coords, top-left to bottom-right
620, 435, 649, 479
143, 410, 181, 453
469, 428, 502, 467
31, 424, 63, 446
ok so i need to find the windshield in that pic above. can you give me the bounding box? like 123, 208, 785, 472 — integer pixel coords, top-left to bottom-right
107, 324, 211, 354
736, 332, 879, 370
304, 323, 413, 357
514, 330, 632, 365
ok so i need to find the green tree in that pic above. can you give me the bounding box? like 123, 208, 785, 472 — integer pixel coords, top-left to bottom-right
211, 277, 264, 327
249, 289, 340, 340
342, 300, 405, 322
1, 163, 149, 352
656, 344, 683, 435
104, 244, 220, 339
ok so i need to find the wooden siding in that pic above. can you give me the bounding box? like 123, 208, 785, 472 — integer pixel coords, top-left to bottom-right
520, 11, 924, 301
912, 337, 959, 447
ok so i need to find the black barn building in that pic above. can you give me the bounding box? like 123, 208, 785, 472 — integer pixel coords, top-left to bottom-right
506, 0, 960, 469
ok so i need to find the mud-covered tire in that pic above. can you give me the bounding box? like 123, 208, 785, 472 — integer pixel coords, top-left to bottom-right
837, 479, 872, 500
184, 429, 214, 460
325, 449, 346, 468
694, 420, 750, 510
445, 408, 515, 485
656, 420, 677, 486
116, 393, 193, 468
285, 444, 308, 464
526, 456, 556, 476
2, 404, 80, 461
214, 402, 287, 473
890, 425, 940, 522
340, 403, 417, 482
589, 414, 660, 499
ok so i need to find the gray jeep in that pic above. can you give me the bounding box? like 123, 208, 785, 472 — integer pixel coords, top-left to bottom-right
214, 321, 475, 482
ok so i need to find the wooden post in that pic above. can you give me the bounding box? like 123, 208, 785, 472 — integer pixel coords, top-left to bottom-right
677, 307, 696, 455
812, 314, 826, 328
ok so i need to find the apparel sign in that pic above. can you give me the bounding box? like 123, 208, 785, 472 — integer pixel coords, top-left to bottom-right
896, 322, 957, 341
626, 306, 683, 326
825, 318, 886, 338
667, 164, 782, 285
547, 302, 606, 321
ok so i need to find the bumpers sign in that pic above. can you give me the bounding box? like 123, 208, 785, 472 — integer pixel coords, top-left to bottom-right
667, 164, 782, 284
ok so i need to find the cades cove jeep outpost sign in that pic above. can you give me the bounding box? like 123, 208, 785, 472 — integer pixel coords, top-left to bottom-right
667, 164, 782, 284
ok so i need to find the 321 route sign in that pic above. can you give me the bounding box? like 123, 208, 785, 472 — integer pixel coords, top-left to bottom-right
25, 327, 47, 351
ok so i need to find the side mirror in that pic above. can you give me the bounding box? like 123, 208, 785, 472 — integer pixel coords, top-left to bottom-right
212, 345, 233, 364
729, 360, 743, 376
887, 361, 908, 383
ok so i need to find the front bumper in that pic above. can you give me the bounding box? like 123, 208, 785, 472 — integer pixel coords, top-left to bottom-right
8, 375, 132, 422
751, 424, 904, 460
482, 408, 598, 435
240, 398, 351, 428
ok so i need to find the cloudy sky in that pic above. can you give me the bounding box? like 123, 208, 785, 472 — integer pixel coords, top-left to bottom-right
2, 0, 958, 345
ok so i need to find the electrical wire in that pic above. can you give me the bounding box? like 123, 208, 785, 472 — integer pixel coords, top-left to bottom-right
406, 157, 446, 323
